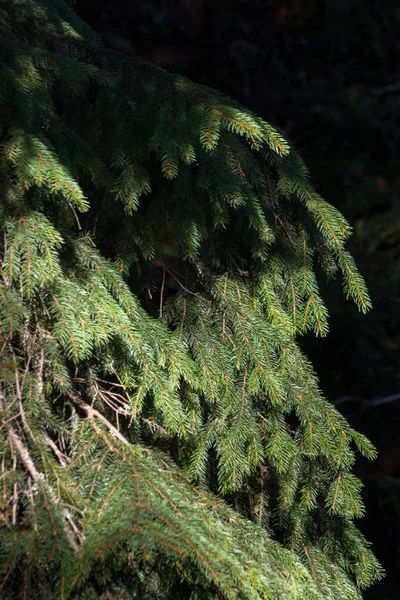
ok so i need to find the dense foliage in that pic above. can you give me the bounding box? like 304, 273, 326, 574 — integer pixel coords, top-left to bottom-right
80, 4, 400, 595
84, 0, 400, 402
0, 1, 383, 598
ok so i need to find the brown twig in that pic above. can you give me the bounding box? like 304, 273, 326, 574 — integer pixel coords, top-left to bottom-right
67, 391, 130, 446
159, 266, 166, 318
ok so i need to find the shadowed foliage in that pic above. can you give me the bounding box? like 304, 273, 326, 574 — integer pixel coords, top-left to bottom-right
0, 1, 382, 598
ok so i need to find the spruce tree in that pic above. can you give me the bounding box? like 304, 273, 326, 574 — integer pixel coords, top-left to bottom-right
0, 1, 383, 598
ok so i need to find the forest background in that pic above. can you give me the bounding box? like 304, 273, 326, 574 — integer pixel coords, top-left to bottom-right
75, 1, 400, 597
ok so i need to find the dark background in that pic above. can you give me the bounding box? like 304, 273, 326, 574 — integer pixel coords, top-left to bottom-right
76, 1, 400, 596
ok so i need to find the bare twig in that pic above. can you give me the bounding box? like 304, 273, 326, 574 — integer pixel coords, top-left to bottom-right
67, 391, 130, 446
12, 451, 17, 525
373, 81, 400, 95
8, 427, 44, 483
159, 260, 208, 302
334, 391, 400, 408
64, 510, 84, 544
91, 377, 131, 416
159, 266, 166, 318
44, 434, 70, 467
8, 426, 82, 549
179, 297, 186, 341
67, 200, 82, 231
18, 401, 36, 443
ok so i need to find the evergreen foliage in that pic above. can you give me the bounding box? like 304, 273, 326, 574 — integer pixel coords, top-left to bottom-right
0, 1, 383, 598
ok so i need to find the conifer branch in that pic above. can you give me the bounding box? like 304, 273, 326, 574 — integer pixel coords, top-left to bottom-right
0, 1, 382, 596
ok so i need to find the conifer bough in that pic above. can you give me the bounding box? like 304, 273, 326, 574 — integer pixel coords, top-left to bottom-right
0, 1, 383, 598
